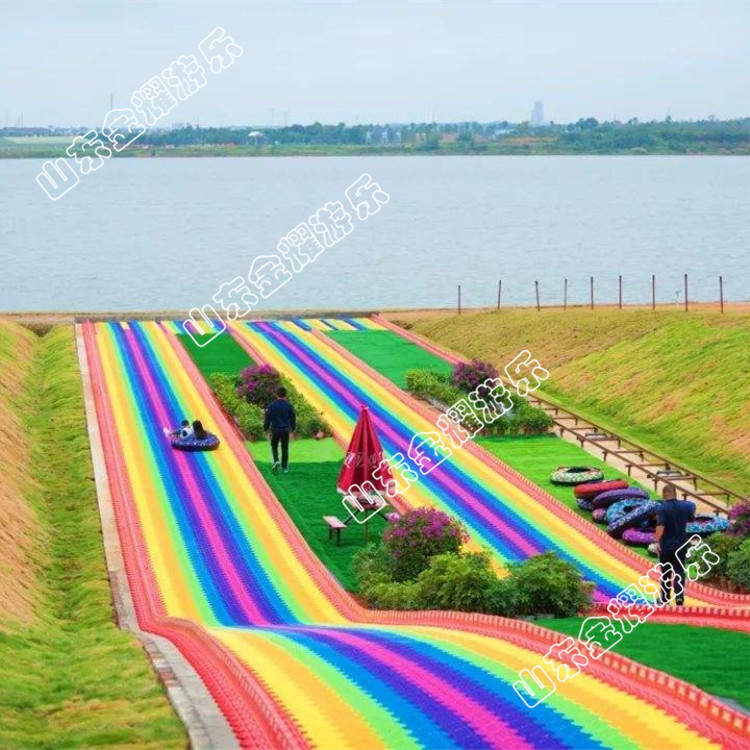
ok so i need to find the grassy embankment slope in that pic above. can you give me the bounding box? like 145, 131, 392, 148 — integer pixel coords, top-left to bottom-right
390, 308, 750, 496
0, 321, 184, 749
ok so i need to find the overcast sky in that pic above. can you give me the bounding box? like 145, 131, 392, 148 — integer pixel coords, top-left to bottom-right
3, 0, 748, 128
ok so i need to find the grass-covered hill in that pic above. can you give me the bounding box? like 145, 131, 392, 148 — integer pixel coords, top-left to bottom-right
0, 320, 184, 749
389, 307, 750, 495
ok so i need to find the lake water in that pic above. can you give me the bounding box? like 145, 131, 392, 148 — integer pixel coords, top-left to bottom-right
1, 155, 748, 312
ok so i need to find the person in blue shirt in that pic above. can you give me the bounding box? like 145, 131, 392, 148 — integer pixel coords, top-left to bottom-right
264, 387, 296, 473
654, 485, 696, 606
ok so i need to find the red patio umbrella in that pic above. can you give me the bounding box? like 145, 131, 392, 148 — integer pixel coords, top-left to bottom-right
337, 406, 393, 511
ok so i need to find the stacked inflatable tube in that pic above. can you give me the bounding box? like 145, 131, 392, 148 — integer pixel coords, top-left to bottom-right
551, 467, 604, 486
575, 480, 629, 499
622, 527, 655, 546
592, 487, 649, 509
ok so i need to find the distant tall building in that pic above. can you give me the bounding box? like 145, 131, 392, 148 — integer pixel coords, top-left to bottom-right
531, 101, 545, 127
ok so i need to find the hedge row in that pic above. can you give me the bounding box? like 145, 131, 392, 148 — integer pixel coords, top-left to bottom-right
404, 368, 554, 436
209, 372, 330, 441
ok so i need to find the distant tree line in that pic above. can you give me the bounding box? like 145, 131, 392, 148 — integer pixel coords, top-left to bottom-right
4, 117, 750, 154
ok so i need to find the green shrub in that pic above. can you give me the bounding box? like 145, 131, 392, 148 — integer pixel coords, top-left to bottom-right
405, 368, 551, 436
512, 552, 594, 617
512, 398, 554, 435
361, 576, 420, 609
727, 539, 750, 590
210, 373, 265, 440
383, 508, 467, 581
355, 539, 589, 617
483, 577, 520, 617
209, 372, 244, 412
405, 369, 465, 405
413, 552, 498, 612
352, 543, 393, 582
235, 402, 266, 441
287, 386, 329, 437
701, 533, 743, 580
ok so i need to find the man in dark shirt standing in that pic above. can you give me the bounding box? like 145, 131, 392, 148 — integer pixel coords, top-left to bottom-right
264, 387, 296, 473
654, 485, 695, 606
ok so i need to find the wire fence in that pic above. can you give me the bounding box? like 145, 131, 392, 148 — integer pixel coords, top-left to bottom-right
456, 274, 730, 313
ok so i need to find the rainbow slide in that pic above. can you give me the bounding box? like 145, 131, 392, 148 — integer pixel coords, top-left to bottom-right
230, 319, 750, 618
79, 319, 748, 748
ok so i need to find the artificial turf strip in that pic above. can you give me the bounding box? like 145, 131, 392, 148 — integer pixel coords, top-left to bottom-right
327, 327, 655, 557
247, 438, 391, 592
535, 617, 750, 711
327, 329, 452, 389
175, 332, 388, 590
477, 434, 653, 558
178, 331, 254, 376
0, 327, 186, 749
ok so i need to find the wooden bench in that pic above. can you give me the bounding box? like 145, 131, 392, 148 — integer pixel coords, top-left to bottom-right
323, 515, 347, 545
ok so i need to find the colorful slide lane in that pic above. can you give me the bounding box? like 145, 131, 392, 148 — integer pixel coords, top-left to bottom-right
231, 320, 750, 616
79, 319, 749, 749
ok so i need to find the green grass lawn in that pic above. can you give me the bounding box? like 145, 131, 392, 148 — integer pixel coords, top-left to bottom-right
327, 329, 452, 388
477, 434, 653, 558
248, 438, 391, 591
477, 435, 648, 504
536, 617, 750, 711
178, 331, 254, 375
0, 326, 185, 749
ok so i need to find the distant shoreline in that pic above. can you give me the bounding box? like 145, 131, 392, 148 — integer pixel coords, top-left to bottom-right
3, 301, 749, 329
4, 143, 750, 160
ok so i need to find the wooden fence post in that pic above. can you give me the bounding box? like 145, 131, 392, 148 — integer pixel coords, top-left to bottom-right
535, 281, 540, 311
590, 276, 594, 310
651, 274, 656, 311
458, 284, 461, 315
684, 273, 688, 312
719, 275, 724, 313
618, 274, 623, 309
497, 280, 502, 310
563, 278, 568, 311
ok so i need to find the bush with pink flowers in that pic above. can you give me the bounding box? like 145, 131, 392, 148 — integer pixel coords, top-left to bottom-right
237, 364, 282, 407
728, 501, 750, 538
451, 359, 499, 393
383, 507, 468, 581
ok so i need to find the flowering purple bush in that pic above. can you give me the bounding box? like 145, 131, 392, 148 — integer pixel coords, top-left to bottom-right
383, 507, 467, 581
452, 359, 499, 393
728, 501, 750, 538
237, 364, 282, 407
